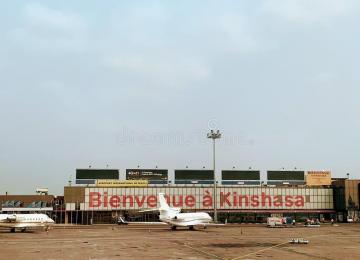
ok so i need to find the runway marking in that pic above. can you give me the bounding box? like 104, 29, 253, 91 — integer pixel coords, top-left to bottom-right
184, 243, 226, 260
229, 233, 336, 260
229, 240, 290, 260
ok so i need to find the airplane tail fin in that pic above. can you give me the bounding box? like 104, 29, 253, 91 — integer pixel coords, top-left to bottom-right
158, 193, 170, 210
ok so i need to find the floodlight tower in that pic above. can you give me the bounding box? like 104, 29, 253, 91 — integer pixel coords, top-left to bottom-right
207, 129, 222, 222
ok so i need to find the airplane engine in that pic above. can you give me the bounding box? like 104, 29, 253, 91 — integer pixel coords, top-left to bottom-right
6, 214, 17, 222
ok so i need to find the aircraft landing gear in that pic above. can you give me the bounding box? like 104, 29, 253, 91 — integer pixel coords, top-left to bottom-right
189, 226, 194, 231
10, 228, 15, 233
171, 226, 177, 231
21, 228, 26, 233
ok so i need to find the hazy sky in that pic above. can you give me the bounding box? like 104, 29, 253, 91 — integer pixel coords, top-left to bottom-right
1, 0, 360, 195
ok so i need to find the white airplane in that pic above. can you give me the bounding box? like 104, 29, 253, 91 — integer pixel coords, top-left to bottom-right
0, 213, 55, 233
157, 193, 213, 230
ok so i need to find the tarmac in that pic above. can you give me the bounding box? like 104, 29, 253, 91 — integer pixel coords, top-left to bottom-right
1, 223, 360, 259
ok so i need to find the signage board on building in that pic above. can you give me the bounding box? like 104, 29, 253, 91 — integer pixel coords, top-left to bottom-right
81, 187, 334, 211
175, 170, 214, 180
267, 171, 305, 181
96, 180, 148, 187
76, 169, 119, 180
222, 170, 260, 180
306, 171, 331, 186
126, 169, 168, 180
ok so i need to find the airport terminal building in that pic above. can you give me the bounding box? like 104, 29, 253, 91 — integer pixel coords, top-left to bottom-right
2, 168, 359, 224
61, 168, 338, 224
64, 185, 335, 224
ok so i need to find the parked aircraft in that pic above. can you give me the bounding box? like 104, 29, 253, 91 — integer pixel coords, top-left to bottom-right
0, 213, 55, 233
156, 193, 213, 230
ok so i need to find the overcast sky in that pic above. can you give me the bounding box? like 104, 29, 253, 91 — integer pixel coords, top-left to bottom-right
1, 0, 360, 195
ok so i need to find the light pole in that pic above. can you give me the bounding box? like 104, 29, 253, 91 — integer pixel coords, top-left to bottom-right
207, 129, 221, 222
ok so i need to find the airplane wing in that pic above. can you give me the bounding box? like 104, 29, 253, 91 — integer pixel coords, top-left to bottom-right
13, 223, 47, 228
0, 223, 47, 228
171, 220, 210, 227
138, 208, 159, 213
